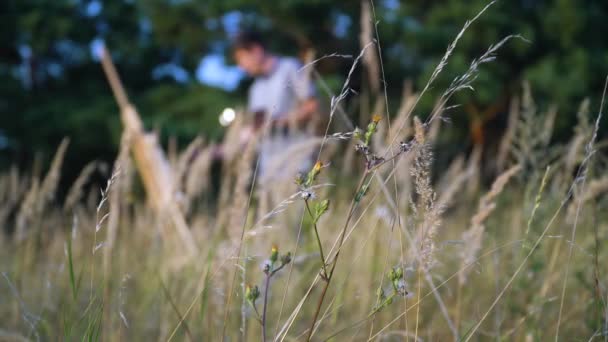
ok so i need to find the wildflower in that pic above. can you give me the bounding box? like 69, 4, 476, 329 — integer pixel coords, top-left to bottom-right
300, 190, 315, 200
304, 161, 325, 187
313, 161, 323, 173
396, 279, 409, 297
367, 155, 385, 170
413, 116, 425, 144
270, 244, 279, 264
355, 143, 370, 155
372, 114, 383, 124
399, 141, 412, 153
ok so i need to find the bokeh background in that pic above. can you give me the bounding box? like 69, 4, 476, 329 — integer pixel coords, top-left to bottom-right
2, 0, 608, 180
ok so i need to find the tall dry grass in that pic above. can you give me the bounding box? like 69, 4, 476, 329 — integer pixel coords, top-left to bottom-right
1, 4, 607, 341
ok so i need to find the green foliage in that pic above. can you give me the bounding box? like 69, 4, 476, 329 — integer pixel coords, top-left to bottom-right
2, 0, 608, 177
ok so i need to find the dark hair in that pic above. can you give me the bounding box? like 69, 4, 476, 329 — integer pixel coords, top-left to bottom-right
232, 31, 266, 51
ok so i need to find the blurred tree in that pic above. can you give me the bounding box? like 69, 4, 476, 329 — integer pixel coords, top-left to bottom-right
1, 0, 607, 180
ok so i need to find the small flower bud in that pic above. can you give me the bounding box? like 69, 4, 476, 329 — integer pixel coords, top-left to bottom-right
396, 279, 408, 297
388, 269, 396, 282
281, 252, 292, 265
305, 161, 324, 187
314, 199, 330, 220
300, 190, 315, 200
270, 244, 279, 264
295, 172, 305, 186
262, 260, 272, 274
395, 266, 403, 280
372, 114, 383, 124
245, 284, 260, 303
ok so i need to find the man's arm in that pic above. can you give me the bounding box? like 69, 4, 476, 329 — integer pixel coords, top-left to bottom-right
277, 59, 319, 127
276, 97, 318, 126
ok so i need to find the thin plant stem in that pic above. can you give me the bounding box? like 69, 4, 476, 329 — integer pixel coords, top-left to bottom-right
262, 272, 271, 342
306, 171, 369, 341
304, 200, 329, 279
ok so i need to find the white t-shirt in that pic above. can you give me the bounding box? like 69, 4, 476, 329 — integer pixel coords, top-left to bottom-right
248, 57, 315, 119
247, 57, 318, 183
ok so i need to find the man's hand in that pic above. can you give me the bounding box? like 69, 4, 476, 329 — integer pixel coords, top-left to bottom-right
240, 125, 255, 145
282, 98, 318, 127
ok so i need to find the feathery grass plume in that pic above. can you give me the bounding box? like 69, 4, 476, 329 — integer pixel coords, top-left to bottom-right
409, 117, 442, 270
220, 112, 248, 163
427, 101, 444, 143
555, 76, 608, 340
387, 80, 415, 144
426, 33, 527, 126
578, 176, 608, 204
566, 175, 608, 223
215, 164, 236, 231
63, 161, 98, 212
557, 99, 591, 190
465, 145, 483, 197
174, 136, 205, 191
227, 135, 258, 242
511, 82, 555, 173
0, 166, 27, 228
459, 164, 521, 285
541, 105, 557, 147
100, 132, 132, 336
16, 138, 69, 240
437, 154, 465, 193
184, 143, 216, 206
496, 96, 520, 172
525, 165, 551, 240
436, 155, 473, 209
103, 131, 131, 273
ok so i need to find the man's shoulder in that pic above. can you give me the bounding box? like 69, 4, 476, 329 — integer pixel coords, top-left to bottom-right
276, 56, 303, 72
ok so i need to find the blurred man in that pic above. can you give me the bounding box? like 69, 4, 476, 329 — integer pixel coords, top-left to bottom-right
232, 31, 320, 187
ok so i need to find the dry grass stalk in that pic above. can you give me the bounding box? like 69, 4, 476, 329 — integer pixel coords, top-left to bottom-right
566, 176, 608, 221
387, 80, 415, 143
15, 138, 69, 240
410, 117, 441, 270
104, 131, 132, 273
100, 46, 197, 255
184, 143, 216, 205
558, 99, 591, 190
63, 161, 98, 212
427, 101, 444, 143
227, 135, 258, 242
220, 113, 248, 164
0, 166, 27, 228
359, 0, 380, 95
174, 136, 204, 192
496, 96, 520, 172
465, 145, 483, 197
437, 155, 473, 209
459, 164, 521, 285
